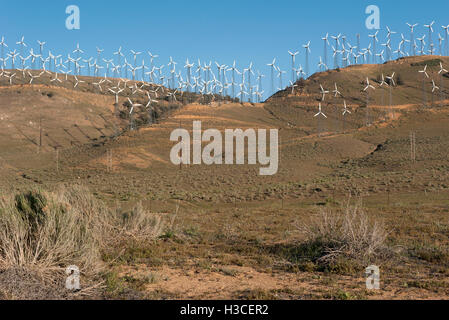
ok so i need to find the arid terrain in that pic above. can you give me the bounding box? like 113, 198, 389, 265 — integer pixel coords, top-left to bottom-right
0, 56, 449, 300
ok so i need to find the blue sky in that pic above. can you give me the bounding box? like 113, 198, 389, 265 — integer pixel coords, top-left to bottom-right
1, 0, 448, 98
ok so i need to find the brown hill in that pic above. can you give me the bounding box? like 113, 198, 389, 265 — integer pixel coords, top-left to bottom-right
1, 63, 449, 299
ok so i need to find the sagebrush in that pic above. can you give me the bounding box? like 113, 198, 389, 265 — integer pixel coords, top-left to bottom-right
298, 203, 388, 271
0, 185, 170, 276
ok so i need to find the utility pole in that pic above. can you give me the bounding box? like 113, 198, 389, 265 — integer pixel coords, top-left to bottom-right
387, 188, 390, 206
39, 116, 42, 153
55, 147, 59, 173
179, 120, 182, 170
366, 92, 371, 127
107, 149, 113, 172
410, 131, 416, 162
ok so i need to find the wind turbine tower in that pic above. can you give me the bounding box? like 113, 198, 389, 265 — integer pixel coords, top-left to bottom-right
442, 25, 449, 56
247, 62, 255, 103
267, 58, 276, 95
369, 31, 379, 63
321, 33, 329, 69
406, 23, 418, 56
439, 62, 448, 101
288, 50, 299, 82
424, 21, 435, 55
303, 41, 311, 78
386, 72, 396, 119
419, 65, 429, 107
0, 37, 7, 68
185, 59, 194, 93
363, 77, 376, 126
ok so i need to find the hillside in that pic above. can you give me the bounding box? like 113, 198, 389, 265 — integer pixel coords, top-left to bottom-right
270, 55, 449, 106
1, 58, 449, 300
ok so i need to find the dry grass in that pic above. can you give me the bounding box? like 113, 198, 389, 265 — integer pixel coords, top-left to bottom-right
115, 201, 177, 242
298, 202, 388, 271
0, 185, 168, 278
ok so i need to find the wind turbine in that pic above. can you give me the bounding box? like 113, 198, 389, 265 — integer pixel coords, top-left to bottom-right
17, 65, 29, 79
7, 50, 19, 69
168, 57, 177, 89
356, 33, 361, 57
0, 36, 8, 67
375, 49, 385, 64
417, 35, 426, 55
184, 59, 194, 92
424, 21, 435, 54
127, 98, 142, 131
148, 51, 159, 72
443, 25, 449, 56
113, 47, 124, 76
385, 26, 396, 61
214, 62, 222, 93
331, 45, 340, 68
109, 87, 124, 105
399, 34, 410, 57
228, 61, 239, 98
406, 23, 419, 56
16, 36, 27, 56
331, 34, 341, 68
103, 58, 113, 78
314, 103, 327, 137
319, 84, 329, 101
438, 62, 448, 101
341, 47, 349, 67
37, 40, 46, 57
50, 72, 62, 84
437, 33, 444, 56
317, 57, 326, 72
246, 62, 255, 102
130, 50, 142, 67
321, 33, 330, 69
256, 71, 265, 100
145, 92, 158, 124
314, 103, 327, 118
302, 41, 311, 77
342, 100, 351, 133
365, 43, 372, 64
342, 100, 351, 115
73, 43, 84, 61
363, 77, 375, 126
386, 72, 396, 118
289, 80, 298, 94
74, 75, 85, 88
379, 73, 388, 108
28, 71, 43, 84
140, 59, 149, 81
418, 65, 429, 107
333, 83, 341, 97
431, 79, 439, 92
7, 72, 16, 85
267, 58, 276, 95
29, 48, 39, 70
368, 31, 379, 63
296, 65, 306, 80
431, 79, 439, 106
288, 50, 299, 82
276, 66, 286, 91
129, 65, 142, 81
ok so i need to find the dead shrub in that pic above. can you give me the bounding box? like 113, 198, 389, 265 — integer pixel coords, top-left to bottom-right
297, 202, 388, 272
0, 185, 169, 278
